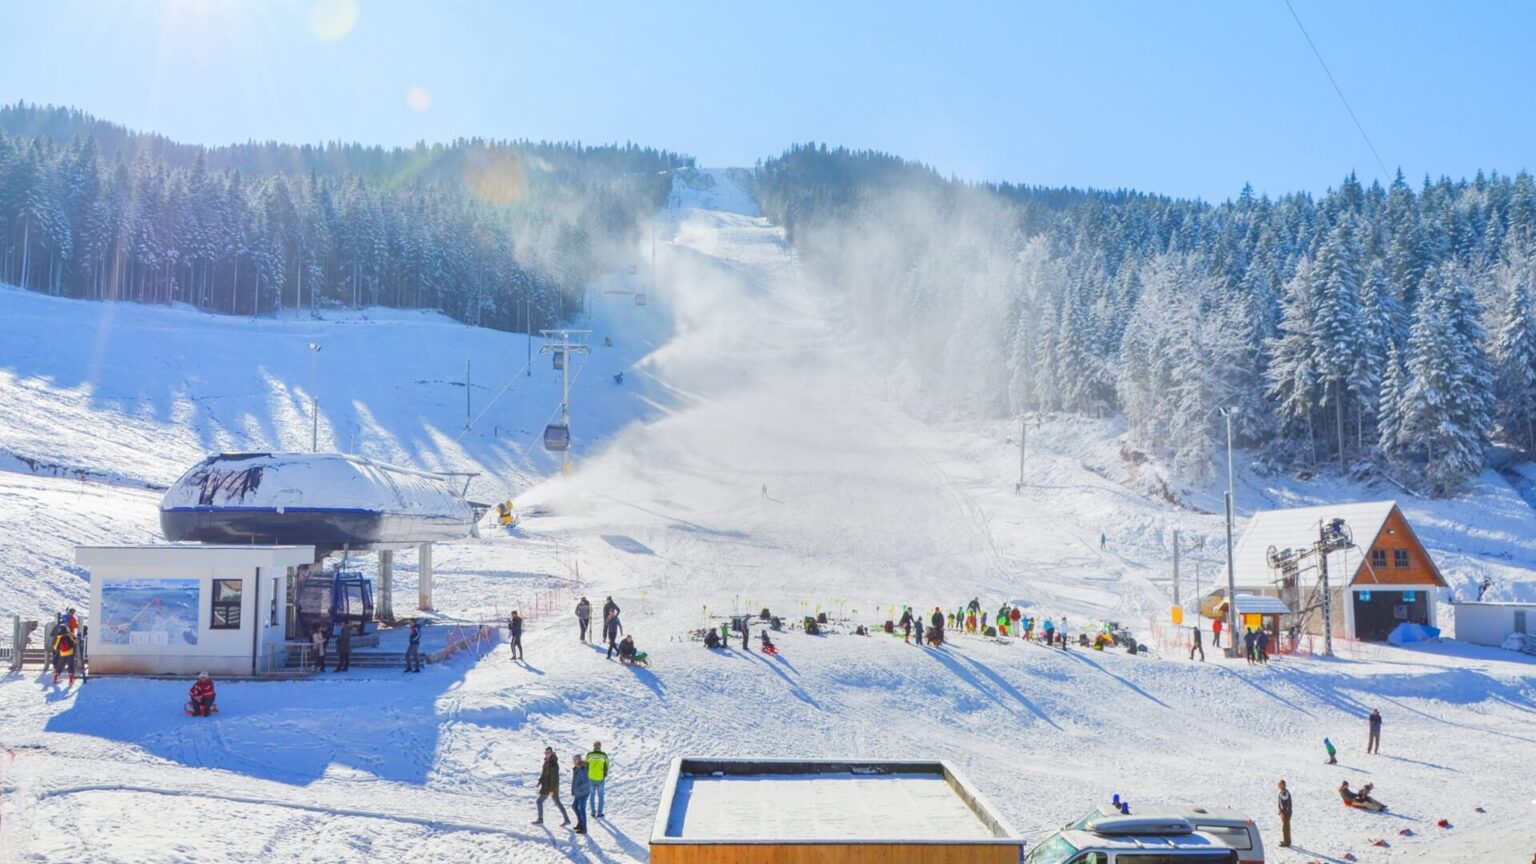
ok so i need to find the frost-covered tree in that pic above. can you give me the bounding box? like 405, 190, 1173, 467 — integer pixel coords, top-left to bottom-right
1492, 240, 1536, 453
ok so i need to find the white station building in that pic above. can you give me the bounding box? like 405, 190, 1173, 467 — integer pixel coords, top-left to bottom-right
77, 545, 316, 676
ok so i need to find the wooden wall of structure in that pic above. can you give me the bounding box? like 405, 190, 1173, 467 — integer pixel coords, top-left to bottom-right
650, 842, 1022, 864
1354, 507, 1445, 588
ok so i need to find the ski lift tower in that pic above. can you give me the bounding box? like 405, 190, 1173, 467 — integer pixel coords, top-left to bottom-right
539, 329, 592, 475
1265, 517, 1353, 658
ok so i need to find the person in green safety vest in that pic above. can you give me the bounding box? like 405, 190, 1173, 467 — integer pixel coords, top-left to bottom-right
586, 741, 610, 818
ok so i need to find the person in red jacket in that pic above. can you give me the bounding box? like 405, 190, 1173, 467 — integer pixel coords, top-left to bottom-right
1212, 616, 1223, 648
188, 672, 216, 717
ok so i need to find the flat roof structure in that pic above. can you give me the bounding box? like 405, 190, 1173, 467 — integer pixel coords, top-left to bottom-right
650, 758, 1023, 864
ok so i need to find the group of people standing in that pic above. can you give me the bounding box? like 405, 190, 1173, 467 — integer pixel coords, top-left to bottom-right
309, 623, 353, 673
533, 741, 611, 834
573, 596, 644, 665
46, 608, 84, 686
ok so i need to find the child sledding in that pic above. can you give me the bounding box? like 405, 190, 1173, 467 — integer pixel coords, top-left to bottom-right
1338, 781, 1386, 812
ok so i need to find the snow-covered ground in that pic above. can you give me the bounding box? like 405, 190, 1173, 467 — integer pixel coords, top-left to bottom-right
1, 170, 1534, 863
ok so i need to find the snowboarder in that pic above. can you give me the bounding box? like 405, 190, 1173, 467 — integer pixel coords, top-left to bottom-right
586, 742, 609, 818
1189, 625, 1205, 661
51, 626, 78, 685
899, 607, 913, 644
1324, 737, 1337, 765
1277, 779, 1292, 847
570, 755, 591, 834
1212, 616, 1223, 648
405, 621, 422, 672
575, 597, 592, 643
533, 747, 570, 826
509, 611, 525, 660
188, 672, 216, 716
335, 623, 352, 672
311, 625, 328, 673
1367, 708, 1382, 754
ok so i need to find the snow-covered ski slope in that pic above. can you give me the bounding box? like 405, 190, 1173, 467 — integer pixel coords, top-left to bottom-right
1, 169, 1534, 863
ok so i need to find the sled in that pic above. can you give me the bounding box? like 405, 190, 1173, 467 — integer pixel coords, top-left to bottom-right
184, 701, 220, 716
1343, 799, 1386, 813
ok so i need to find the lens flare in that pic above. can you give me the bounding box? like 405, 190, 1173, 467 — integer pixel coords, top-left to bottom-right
462, 146, 527, 207
406, 85, 432, 112
309, 0, 358, 42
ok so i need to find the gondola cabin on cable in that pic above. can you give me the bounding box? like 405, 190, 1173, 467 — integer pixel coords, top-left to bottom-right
543, 423, 571, 452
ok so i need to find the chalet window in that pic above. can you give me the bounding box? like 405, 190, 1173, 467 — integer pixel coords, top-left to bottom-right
211, 579, 242, 629
1393, 549, 1410, 568
1370, 549, 1387, 569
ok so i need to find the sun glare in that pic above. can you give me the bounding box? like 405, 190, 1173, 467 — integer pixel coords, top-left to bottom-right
407, 86, 433, 112
309, 0, 359, 42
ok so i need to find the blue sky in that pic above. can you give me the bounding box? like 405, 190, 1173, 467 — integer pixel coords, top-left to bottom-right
3, 0, 1533, 202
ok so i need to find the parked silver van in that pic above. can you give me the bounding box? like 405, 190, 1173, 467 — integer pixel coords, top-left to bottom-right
1064, 805, 1265, 864
1025, 813, 1240, 864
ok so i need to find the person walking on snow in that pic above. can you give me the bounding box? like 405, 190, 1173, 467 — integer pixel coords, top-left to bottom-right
509, 610, 525, 660
1367, 708, 1382, 754
914, 615, 925, 647
605, 610, 622, 659
405, 621, 422, 672
899, 607, 913, 644
575, 597, 592, 643
586, 741, 610, 818
1277, 779, 1293, 848
1212, 616, 1223, 648
335, 623, 352, 672
570, 755, 591, 834
1189, 625, 1205, 661
533, 747, 570, 826
311, 625, 328, 673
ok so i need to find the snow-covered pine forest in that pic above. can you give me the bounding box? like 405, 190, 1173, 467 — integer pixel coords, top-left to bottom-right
0, 103, 685, 329
754, 145, 1536, 496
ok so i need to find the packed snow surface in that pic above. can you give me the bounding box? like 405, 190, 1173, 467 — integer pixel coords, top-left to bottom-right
664, 773, 989, 840
1, 169, 1535, 864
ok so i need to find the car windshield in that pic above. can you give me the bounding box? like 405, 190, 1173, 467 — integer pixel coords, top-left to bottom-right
1026, 835, 1080, 864
1068, 805, 1117, 830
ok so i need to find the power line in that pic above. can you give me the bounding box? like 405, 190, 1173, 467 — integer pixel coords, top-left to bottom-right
1281, 0, 1391, 182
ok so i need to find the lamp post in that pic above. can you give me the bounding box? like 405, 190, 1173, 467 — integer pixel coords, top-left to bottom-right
1217, 406, 1239, 656
307, 342, 322, 452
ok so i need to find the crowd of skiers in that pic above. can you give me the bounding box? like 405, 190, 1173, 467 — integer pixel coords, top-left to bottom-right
893, 599, 1077, 650
532, 741, 612, 834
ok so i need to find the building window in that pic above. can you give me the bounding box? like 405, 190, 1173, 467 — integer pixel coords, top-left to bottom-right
1393, 549, 1410, 569
1370, 549, 1387, 569
211, 579, 243, 629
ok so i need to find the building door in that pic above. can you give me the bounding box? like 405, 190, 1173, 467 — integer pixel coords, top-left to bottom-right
1352, 590, 1430, 641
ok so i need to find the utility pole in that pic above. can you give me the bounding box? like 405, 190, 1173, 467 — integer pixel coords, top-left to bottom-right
465, 359, 472, 430
1224, 491, 1239, 657
1016, 415, 1027, 493
307, 342, 322, 452
1319, 521, 1335, 658
1172, 528, 1181, 607
525, 296, 531, 377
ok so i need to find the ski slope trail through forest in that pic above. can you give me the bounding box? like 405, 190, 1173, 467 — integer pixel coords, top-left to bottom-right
2, 170, 1534, 864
